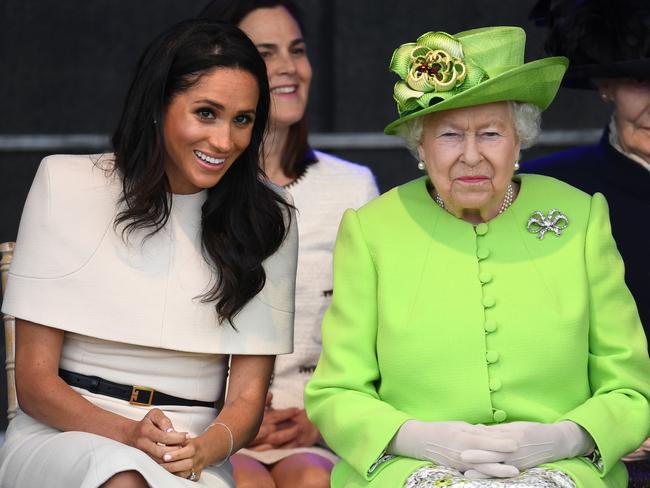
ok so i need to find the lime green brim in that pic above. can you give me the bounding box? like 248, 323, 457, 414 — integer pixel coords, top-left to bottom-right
384, 56, 569, 134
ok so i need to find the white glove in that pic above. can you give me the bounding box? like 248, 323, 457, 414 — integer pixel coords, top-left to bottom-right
462, 421, 594, 473
388, 420, 520, 478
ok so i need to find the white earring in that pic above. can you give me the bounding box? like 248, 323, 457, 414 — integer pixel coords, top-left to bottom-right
418, 161, 425, 171
514, 160, 520, 171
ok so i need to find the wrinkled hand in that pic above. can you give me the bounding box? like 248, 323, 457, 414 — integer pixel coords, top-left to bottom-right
624, 437, 650, 462
249, 406, 301, 451
462, 421, 594, 476
388, 420, 520, 478
125, 408, 188, 463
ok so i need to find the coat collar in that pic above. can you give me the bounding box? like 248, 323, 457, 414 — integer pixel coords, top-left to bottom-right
597, 127, 650, 198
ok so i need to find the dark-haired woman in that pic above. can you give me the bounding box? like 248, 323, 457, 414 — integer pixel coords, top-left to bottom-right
199, 1, 378, 487
0, 19, 296, 488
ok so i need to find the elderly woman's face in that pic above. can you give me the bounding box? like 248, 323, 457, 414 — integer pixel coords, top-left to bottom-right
600, 78, 650, 163
418, 102, 520, 221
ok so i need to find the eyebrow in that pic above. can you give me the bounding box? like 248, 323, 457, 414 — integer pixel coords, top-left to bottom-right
195, 99, 224, 110
255, 38, 306, 50
479, 120, 510, 130
440, 119, 508, 130
194, 99, 256, 114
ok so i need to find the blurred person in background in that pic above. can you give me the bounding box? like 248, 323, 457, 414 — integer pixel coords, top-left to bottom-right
523, 0, 650, 341
200, 1, 379, 487
522, 1, 650, 479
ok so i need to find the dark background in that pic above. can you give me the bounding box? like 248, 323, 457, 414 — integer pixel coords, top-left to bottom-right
0, 0, 610, 430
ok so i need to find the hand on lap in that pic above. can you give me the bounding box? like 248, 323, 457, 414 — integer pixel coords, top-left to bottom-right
161, 437, 206, 480
125, 408, 188, 463
277, 409, 321, 448
459, 421, 594, 479
249, 406, 300, 450
389, 420, 520, 477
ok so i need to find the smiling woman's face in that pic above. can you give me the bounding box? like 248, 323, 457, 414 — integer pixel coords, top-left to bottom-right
418, 102, 521, 222
163, 67, 258, 194
238, 6, 312, 130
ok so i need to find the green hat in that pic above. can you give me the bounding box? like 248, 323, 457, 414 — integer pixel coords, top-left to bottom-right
384, 26, 569, 134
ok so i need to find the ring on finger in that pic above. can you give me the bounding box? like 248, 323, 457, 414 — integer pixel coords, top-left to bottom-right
188, 469, 197, 482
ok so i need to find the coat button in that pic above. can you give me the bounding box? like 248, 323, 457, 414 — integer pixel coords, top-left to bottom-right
475, 223, 489, 235
482, 296, 496, 308
486, 350, 500, 363
489, 378, 502, 391
484, 319, 497, 333
479, 272, 493, 284
477, 247, 490, 260
493, 409, 507, 422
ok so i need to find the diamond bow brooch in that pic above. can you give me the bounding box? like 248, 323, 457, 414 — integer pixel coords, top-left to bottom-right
526, 209, 569, 240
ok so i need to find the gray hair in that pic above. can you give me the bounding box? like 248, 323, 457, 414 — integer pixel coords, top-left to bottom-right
395, 101, 542, 160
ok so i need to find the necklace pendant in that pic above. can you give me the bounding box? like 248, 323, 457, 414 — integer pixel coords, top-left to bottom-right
434, 182, 514, 215
497, 183, 514, 214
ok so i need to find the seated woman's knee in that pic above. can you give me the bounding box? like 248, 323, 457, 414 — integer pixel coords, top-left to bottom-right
234, 471, 276, 488
232, 454, 277, 488
239, 479, 276, 488
290, 464, 331, 488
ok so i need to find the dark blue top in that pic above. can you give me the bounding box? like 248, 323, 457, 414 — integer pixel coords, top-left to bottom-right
522, 128, 650, 336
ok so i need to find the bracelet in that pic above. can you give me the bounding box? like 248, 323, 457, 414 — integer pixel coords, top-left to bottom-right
209, 421, 234, 467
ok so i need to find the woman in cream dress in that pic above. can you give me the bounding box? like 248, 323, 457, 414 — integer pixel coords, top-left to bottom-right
200, 2, 379, 487
0, 20, 297, 488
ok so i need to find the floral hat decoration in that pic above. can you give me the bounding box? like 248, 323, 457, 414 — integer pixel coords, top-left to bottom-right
384, 26, 569, 134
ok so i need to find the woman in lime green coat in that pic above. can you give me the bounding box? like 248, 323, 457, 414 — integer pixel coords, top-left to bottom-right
304, 26, 650, 488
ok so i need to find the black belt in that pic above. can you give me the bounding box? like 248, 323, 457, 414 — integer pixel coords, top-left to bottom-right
59, 369, 215, 408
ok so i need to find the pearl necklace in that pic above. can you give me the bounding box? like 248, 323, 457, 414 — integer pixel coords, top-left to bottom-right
434, 183, 515, 215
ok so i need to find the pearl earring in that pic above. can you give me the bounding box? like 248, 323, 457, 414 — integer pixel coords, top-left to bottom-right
514, 160, 520, 171
601, 93, 609, 102
418, 161, 425, 171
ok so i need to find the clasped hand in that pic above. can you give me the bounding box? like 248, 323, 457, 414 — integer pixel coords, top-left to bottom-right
249, 393, 321, 451
126, 408, 207, 481
389, 420, 593, 479
389, 420, 520, 478
461, 421, 594, 479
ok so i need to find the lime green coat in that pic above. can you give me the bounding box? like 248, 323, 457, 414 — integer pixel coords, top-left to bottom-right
304, 174, 650, 488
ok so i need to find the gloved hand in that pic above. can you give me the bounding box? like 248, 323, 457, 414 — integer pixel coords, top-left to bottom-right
387, 420, 520, 478
462, 420, 594, 476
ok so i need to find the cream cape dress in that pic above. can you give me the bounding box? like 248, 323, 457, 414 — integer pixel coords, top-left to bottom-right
0, 154, 298, 487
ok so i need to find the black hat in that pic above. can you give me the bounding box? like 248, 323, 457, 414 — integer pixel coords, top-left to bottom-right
530, 0, 650, 89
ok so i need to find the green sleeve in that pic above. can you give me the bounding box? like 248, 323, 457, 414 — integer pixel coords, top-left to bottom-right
304, 209, 412, 480
562, 192, 650, 475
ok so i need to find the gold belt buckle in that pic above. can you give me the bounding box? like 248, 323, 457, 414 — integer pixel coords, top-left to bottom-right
130, 385, 154, 406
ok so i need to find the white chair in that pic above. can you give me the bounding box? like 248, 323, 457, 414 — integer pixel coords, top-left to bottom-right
1, 242, 17, 421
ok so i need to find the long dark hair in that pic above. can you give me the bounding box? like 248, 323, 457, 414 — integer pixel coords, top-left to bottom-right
112, 19, 291, 326
199, 0, 316, 179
